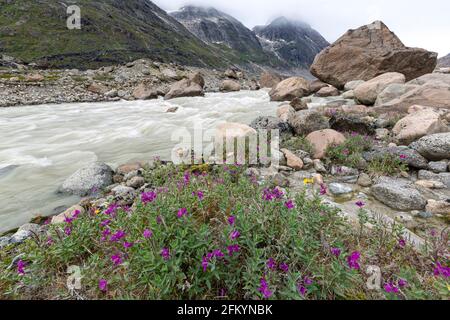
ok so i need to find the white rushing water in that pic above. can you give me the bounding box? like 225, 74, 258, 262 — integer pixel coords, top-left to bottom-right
0, 90, 279, 233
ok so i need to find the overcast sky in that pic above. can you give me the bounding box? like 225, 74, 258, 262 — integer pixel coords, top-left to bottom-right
153, 0, 449, 57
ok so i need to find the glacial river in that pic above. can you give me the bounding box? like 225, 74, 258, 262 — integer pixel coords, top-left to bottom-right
0, 90, 280, 233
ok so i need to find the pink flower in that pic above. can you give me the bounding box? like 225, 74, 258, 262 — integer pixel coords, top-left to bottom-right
111, 254, 122, 266
279, 263, 289, 273
72, 209, 81, 219
99, 279, 108, 292
230, 230, 240, 240
64, 226, 72, 236
284, 200, 295, 210
355, 201, 365, 208
143, 229, 153, 239
227, 245, 240, 257
384, 282, 399, 293
298, 285, 307, 296
17, 260, 26, 275
433, 262, 450, 278
347, 251, 361, 270
398, 279, 408, 288
331, 247, 341, 257
123, 241, 134, 249
193, 191, 204, 201
228, 216, 236, 226
258, 278, 273, 299
177, 208, 188, 218
201, 256, 209, 272
141, 191, 157, 205
399, 154, 407, 160
320, 184, 327, 196
161, 248, 171, 261
110, 230, 126, 242
267, 258, 276, 270
104, 203, 119, 216
398, 238, 406, 248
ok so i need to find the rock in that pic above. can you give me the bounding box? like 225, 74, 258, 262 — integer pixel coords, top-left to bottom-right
392, 108, 449, 145
276, 104, 296, 122
342, 90, 355, 99
357, 173, 373, 187
25, 73, 44, 82
329, 183, 353, 196
363, 146, 428, 169
313, 159, 327, 173
331, 165, 359, 176
371, 177, 427, 211
415, 180, 446, 189
341, 105, 369, 114
165, 78, 204, 100
166, 107, 179, 113
160, 68, 179, 80
330, 115, 376, 135
87, 82, 109, 95
220, 80, 241, 92
309, 80, 329, 93
310, 21, 437, 88
224, 69, 239, 79
426, 199, 450, 215
52, 205, 85, 224
259, 72, 283, 88
132, 83, 157, 100
410, 133, 450, 161
344, 80, 365, 91
375, 128, 390, 140
271, 173, 290, 187
290, 97, 309, 111
374, 83, 418, 106
189, 72, 205, 88
428, 161, 448, 173
288, 110, 330, 136
269, 77, 310, 101
105, 89, 118, 98
408, 73, 450, 86
116, 162, 144, 175
418, 170, 450, 188
215, 123, 257, 156
316, 86, 340, 97
59, 162, 113, 196
126, 176, 145, 189
281, 149, 304, 170
417, 211, 433, 219
306, 129, 346, 159
373, 81, 450, 114
112, 185, 136, 198
354, 72, 406, 105
249, 116, 293, 138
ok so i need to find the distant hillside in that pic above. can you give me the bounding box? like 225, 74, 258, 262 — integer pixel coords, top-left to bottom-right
0, 0, 226, 69
438, 53, 450, 67
254, 17, 329, 69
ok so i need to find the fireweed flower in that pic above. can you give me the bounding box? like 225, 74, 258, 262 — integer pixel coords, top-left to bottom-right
72, 209, 81, 219
298, 285, 307, 296
227, 244, 240, 256
17, 260, 26, 275
212, 249, 225, 259
192, 190, 204, 201
100, 219, 111, 227
347, 251, 361, 270
258, 278, 273, 299
228, 215, 236, 226
183, 172, 190, 185
177, 208, 188, 218
399, 154, 407, 160
64, 226, 72, 236
161, 248, 171, 260
143, 229, 153, 239
267, 258, 276, 270
46, 237, 54, 246
230, 230, 241, 240
398, 279, 408, 288
320, 184, 327, 195
202, 256, 209, 272
433, 262, 450, 278
104, 203, 119, 216
331, 247, 341, 257
141, 191, 157, 205
123, 241, 134, 249
304, 277, 313, 286
398, 238, 406, 248
110, 230, 126, 242
99, 279, 108, 292
384, 282, 399, 294
111, 254, 123, 266
64, 216, 74, 224
279, 263, 289, 273
355, 201, 365, 208
285, 200, 295, 210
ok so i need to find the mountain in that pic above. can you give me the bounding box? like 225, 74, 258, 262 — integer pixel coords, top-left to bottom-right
170, 6, 264, 62
254, 17, 329, 70
438, 53, 450, 67
0, 0, 226, 69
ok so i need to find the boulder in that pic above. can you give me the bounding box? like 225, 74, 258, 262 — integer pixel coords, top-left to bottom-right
316, 86, 340, 97
269, 77, 310, 101
428, 161, 448, 173
309, 80, 329, 93
132, 83, 157, 100
59, 162, 113, 196
354, 72, 406, 105
330, 115, 376, 135
224, 69, 239, 79
260, 72, 283, 88
165, 78, 204, 100
310, 21, 437, 88
392, 108, 449, 144
189, 72, 205, 88
371, 177, 427, 211
410, 133, 450, 161
341, 105, 369, 114
281, 149, 304, 170
306, 129, 346, 159
52, 205, 85, 224
290, 97, 309, 111
418, 170, 450, 188
329, 183, 353, 196
220, 80, 241, 92
249, 116, 293, 138
87, 82, 109, 95
25, 73, 44, 82
363, 146, 429, 169
288, 110, 330, 136
276, 104, 296, 122
426, 199, 450, 215
116, 162, 144, 175
408, 73, 450, 86
344, 80, 365, 91
374, 83, 418, 106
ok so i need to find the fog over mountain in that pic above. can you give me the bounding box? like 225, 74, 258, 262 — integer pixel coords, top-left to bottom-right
154, 0, 450, 57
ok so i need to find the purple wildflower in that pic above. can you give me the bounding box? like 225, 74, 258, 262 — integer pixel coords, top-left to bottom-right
228, 215, 236, 226
177, 208, 188, 218
284, 200, 295, 210
347, 251, 361, 270
230, 230, 241, 240
384, 282, 399, 294
99, 279, 108, 292
398, 279, 408, 288
104, 203, 119, 216
123, 241, 134, 249
143, 229, 153, 239
183, 172, 190, 185
399, 154, 407, 160
258, 278, 273, 299
398, 238, 406, 248
17, 260, 26, 275
320, 184, 327, 196
64, 226, 72, 236
267, 258, 277, 270
355, 201, 365, 208
161, 248, 171, 261
111, 254, 122, 266
331, 247, 342, 257
202, 256, 209, 272
141, 191, 157, 205
110, 230, 126, 242
279, 263, 289, 273
433, 262, 450, 278
304, 277, 313, 286
100, 219, 111, 227
227, 244, 240, 257
298, 285, 307, 296
193, 190, 204, 201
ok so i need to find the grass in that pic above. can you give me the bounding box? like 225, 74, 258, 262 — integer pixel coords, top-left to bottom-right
281, 136, 314, 155
367, 154, 409, 177
0, 162, 448, 300
325, 133, 373, 169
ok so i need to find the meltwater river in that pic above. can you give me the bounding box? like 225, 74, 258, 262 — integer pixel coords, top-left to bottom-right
0, 90, 279, 233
